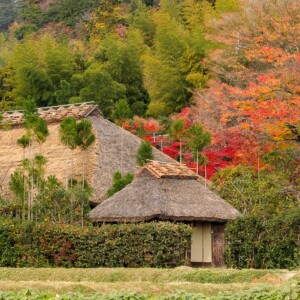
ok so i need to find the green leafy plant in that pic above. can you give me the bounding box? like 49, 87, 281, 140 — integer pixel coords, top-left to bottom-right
107, 172, 134, 197
225, 208, 300, 269
136, 140, 154, 166
0, 219, 192, 268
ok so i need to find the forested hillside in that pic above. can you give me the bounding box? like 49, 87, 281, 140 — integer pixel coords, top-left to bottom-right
0, 0, 299, 221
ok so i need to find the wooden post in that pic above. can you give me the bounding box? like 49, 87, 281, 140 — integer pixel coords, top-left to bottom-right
121, 124, 124, 175
205, 163, 207, 188
196, 150, 199, 175
180, 139, 182, 164
258, 151, 261, 203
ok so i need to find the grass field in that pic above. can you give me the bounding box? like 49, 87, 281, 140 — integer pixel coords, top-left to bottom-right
0, 268, 299, 298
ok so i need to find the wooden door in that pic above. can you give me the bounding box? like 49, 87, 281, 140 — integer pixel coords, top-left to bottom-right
211, 223, 225, 268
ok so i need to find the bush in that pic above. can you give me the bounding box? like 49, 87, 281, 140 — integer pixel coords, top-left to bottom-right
136, 140, 154, 166
106, 172, 134, 197
225, 208, 300, 269
0, 220, 192, 268
0, 219, 19, 266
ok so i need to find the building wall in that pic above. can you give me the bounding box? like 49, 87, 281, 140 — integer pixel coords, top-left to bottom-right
191, 222, 212, 264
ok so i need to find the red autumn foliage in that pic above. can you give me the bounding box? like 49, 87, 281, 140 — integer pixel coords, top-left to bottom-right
191, 0, 300, 176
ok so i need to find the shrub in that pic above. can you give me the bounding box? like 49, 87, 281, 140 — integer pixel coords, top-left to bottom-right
107, 172, 134, 197
0, 220, 192, 268
0, 219, 19, 266
136, 140, 154, 166
225, 208, 300, 269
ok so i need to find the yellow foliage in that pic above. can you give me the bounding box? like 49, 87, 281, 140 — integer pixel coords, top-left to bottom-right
147, 100, 169, 118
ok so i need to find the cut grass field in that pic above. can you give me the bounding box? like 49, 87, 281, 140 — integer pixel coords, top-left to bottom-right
0, 268, 299, 297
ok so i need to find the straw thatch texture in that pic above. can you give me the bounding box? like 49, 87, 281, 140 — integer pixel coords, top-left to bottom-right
0, 123, 97, 196
89, 166, 241, 223
89, 114, 175, 203
0, 105, 175, 202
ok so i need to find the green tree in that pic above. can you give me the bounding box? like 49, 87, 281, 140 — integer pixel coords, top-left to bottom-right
9, 154, 47, 221
136, 140, 154, 166
96, 33, 149, 115
76, 118, 96, 188
0, 0, 15, 31
169, 119, 186, 141
0, 66, 16, 111
212, 165, 297, 216
143, 2, 212, 116
12, 36, 77, 107
17, 134, 30, 220
79, 68, 126, 117
70, 179, 92, 226
59, 117, 78, 189
34, 175, 71, 224
111, 99, 133, 123
107, 171, 134, 197
20, 101, 49, 220
185, 124, 211, 169
129, 0, 156, 46
215, 0, 240, 13
33, 175, 92, 225
9, 169, 26, 219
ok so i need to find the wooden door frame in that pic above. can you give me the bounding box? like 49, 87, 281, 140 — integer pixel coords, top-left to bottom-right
211, 223, 226, 268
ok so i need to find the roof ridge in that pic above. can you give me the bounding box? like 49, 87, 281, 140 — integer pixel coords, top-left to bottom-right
0, 102, 98, 127
142, 160, 199, 180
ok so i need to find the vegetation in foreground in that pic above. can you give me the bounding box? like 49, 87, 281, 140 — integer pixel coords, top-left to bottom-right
0, 268, 299, 299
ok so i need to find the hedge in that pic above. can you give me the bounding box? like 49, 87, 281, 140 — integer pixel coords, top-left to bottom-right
225, 208, 300, 269
0, 219, 192, 268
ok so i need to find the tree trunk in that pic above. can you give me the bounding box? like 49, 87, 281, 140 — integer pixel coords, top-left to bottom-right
65, 145, 69, 190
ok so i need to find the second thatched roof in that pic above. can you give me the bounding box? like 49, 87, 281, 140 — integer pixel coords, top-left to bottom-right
89, 161, 240, 223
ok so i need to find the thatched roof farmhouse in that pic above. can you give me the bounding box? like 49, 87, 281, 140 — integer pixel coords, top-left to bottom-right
1, 103, 240, 267
89, 161, 240, 223
0, 103, 173, 203
89, 161, 240, 267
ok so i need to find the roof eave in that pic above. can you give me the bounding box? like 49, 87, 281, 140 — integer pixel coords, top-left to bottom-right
90, 214, 240, 224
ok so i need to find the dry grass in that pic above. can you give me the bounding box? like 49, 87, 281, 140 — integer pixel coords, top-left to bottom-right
0, 281, 257, 296
0, 268, 298, 296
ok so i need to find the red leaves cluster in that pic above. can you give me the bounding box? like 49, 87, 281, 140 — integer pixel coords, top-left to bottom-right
190, 0, 300, 175
123, 116, 160, 135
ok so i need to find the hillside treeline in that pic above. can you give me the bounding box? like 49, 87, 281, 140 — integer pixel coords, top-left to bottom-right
0, 0, 234, 116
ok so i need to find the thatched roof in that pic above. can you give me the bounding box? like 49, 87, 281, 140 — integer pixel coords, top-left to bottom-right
1, 102, 97, 126
89, 161, 240, 223
0, 103, 174, 202
88, 115, 175, 204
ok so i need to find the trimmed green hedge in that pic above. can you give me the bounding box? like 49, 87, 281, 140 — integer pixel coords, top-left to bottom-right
0, 219, 192, 268
225, 208, 300, 269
